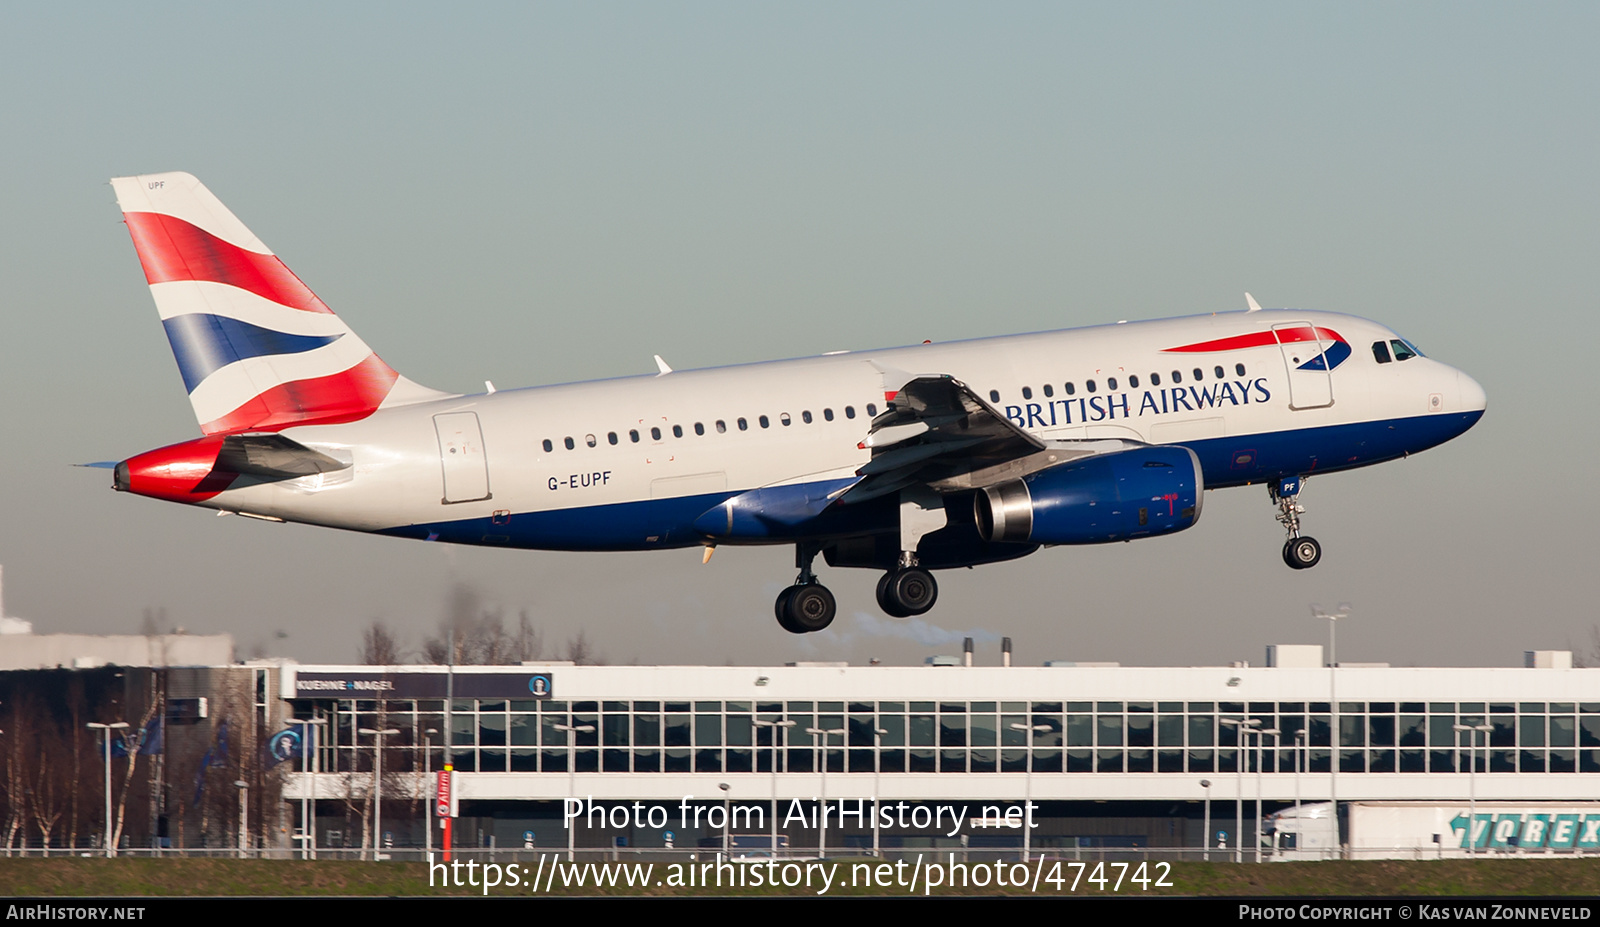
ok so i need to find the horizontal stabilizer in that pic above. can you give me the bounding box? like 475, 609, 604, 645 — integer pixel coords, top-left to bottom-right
216, 433, 349, 480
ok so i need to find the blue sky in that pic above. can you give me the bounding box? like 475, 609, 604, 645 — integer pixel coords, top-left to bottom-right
1, 3, 1595, 667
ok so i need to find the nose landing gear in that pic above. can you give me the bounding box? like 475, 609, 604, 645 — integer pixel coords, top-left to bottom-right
1272, 476, 1322, 570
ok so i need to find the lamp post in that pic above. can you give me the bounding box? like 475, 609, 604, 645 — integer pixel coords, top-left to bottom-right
1313, 603, 1350, 857
359, 727, 400, 860
554, 721, 595, 861
1294, 729, 1307, 817
806, 726, 845, 859
1254, 728, 1280, 863
719, 782, 731, 855
233, 780, 249, 858
423, 727, 438, 856
872, 726, 891, 858
1010, 722, 1050, 862
1200, 780, 1212, 862
1221, 717, 1260, 864
1454, 723, 1492, 854
286, 716, 327, 860
85, 722, 129, 857
754, 718, 795, 859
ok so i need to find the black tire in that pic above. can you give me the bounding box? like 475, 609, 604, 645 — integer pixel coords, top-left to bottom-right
876, 571, 910, 618
1285, 536, 1322, 570
774, 586, 800, 632
785, 583, 837, 633
883, 567, 938, 616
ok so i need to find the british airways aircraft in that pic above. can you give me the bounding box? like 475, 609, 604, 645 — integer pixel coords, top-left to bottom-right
105, 172, 1486, 634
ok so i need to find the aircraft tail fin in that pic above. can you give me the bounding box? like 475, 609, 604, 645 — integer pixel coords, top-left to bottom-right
110, 172, 449, 435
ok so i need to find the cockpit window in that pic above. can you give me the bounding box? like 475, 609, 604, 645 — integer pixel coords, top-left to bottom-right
1372, 341, 1392, 364
1390, 339, 1417, 361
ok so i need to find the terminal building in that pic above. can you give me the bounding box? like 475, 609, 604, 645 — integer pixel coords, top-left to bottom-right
1, 636, 1592, 858
273, 643, 1600, 858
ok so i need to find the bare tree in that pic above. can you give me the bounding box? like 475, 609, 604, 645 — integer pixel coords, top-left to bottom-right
360, 620, 402, 665
1571, 625, 1600, 668
420, 585, 544, 665
564, 629, 606, 666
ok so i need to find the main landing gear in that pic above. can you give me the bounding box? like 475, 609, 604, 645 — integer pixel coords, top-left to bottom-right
775, 542, 837, 634
1271, 476, 1322, 570
876, 553, 938, 618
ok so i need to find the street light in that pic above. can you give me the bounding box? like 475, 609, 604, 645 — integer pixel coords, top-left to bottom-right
1293, 729, 1307, 817
1253, 728, 1280, 863
719, 782, 731, 855
1454, 723, 1492, 855
754, 718, 796, 859
423, 727, 439, 855
359, 727, 400, 860
553, 721, 595, 861
1220, 717, 1261, 863
1313, 602, 1351, 856
285, 716, 328, 860
1200, 780, 1213, 862
85, 721, 129, 857
1010, 722, 1050, 862
871, 726, 891, 858
806, 726, 845, 859
233, 780, 249, 858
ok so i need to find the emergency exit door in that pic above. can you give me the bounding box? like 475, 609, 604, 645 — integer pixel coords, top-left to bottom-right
433, 412, 491, 503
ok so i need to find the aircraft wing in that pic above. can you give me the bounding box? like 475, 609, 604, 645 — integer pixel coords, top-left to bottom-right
836, 376, 1053, 504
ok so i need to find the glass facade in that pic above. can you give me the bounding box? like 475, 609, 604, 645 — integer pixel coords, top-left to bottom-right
289, 697, 1600, 776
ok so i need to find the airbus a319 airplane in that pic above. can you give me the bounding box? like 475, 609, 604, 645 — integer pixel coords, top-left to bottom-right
104, 172, 1486, 633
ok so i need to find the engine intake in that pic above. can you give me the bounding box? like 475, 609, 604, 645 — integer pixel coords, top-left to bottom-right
974, 446, 1204, 545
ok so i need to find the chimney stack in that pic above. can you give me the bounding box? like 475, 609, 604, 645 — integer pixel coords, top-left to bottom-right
1002, 636, 1012, 667
963, 637, 974, 667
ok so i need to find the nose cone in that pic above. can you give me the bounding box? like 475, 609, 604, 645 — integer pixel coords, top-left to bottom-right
1458, 370, 1487, 414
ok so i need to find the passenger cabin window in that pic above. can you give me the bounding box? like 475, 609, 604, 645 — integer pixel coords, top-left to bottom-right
867, 403, 878, 416
989, 390, 1000, 403
1021, 386, 1032, 400
650, 427, 662, 441
759, 415, 770, 428
1129, 375, 1139, 388
780, 413, 792, 426
1193, 368, 1204, 381
823, 408, 834, 421
1151, 373, 1161, 386
1043, 384, 1053, 398
1391, 339, 1417, 361
586, 434, 597, 447
542, 439, 553, 452
629, 429, 640, 443
564, 437, 575, 450
1373, 341, 1392, 363
607, 432, 618, 445
737, 418, 748, 431
672, 425, 683, 438
1107, 377, 1117, 391
802, 410, 813, 424
1086, 379, 1096, 393
1064, 382, 1076, 395
1214, 366, 1224, 379
1171, 370, 1182, 383
694, 422, 705, 436
716, 420, 727, 433
845, 406, 856, 419
1235, 363, 1246, 376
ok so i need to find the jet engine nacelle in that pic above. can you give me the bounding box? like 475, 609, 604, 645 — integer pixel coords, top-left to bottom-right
974, 446, 1204, 545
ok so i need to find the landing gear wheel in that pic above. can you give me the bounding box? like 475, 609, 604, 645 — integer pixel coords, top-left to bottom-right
774, 586, 801, 632
776, 583, 835, 633
876, 567, 938, 617
1283, 536, 1322, 570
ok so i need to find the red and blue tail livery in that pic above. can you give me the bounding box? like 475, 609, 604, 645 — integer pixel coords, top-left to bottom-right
111, 172, 442, 435
102, 172, 1486, 633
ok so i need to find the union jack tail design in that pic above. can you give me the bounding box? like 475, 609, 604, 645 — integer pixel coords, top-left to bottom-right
110, 172, 447, 435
